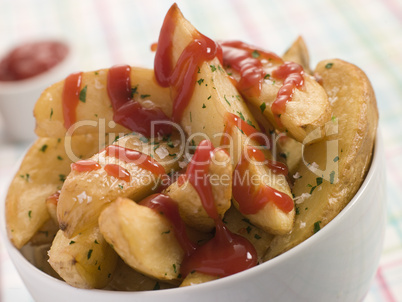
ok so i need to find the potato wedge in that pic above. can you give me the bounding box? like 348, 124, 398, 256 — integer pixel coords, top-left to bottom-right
5, 135, 105, 249
221, 37, 331, 143
282, 36, 312, 74
164, 148, 232, 232
155, 4, 294, 235
265, 59, 378, 259
99, 197, 184, 282
57, 131, 183, 238
34, 67, 171, 137
48, 227, 118, 289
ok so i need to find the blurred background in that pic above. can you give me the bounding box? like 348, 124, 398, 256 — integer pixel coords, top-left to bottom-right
0, 0, 401, 301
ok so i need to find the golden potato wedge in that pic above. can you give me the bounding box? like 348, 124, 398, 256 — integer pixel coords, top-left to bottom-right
164, 148, 232, 232
6, 135, 105, 249
226, 62, 331, 143
232, 157, 295, 235
48, 227, 118, 289
58, 131, 183, 238
34, 67, 171, 137
99, 197, 184, 283
155, 4, 294, 235
106, 258, 175, 291
265, 59, 378, 259
282, 36, 312, 74
223, 206, 273, 262
180, 271, 218, 287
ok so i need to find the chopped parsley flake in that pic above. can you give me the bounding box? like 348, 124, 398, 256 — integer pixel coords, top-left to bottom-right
333, 156, 339, 162
140, 94, 151, 99
330, 171, 336, 184
59, 174, 66, 182
224, 95, 231, 106
40, 144, 48, 152
50, 108, 53, 120
202, 103, 206, 108
260, 102, 266, 113
69, 240, 75, 245
252, 50, 260, 58
237, 111, 245, 121
325, 63, 334, 69
210, 65, 216, 72
28, 210, 32, 219
20, 173, 30, 182
314, 221, 322, 233
316, 177, 323, 186
153, 282, 160, 290
87, 249, 93, 260
197, 78, 204, 85
79, 85, 88, 103
131, 85, 138, 97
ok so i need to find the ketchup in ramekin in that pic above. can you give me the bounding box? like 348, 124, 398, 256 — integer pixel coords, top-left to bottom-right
0, 41, 69, 82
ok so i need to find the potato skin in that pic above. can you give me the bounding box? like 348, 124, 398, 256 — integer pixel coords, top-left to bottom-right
48, 227, 118, 289
34, 67, 171, 138
57, 132, 182, 238
265, 59, 378, 259
99, 197, 184, 283
5, 134, 105, 249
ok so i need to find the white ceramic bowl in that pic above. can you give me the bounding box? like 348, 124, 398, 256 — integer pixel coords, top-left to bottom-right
0, 131, 386, 302
0, 40, 77, 142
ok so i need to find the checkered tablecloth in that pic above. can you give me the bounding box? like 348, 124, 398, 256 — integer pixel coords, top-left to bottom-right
1, 0, 402, 301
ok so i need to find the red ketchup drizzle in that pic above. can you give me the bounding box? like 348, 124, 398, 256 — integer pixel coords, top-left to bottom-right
179, 140, 258, 277
104, 164, 131, 182
105, 145, 165, 176
62, 72, 83, 130
140, 194, 197, 257
221, 41, 283, 98
232, 146, 294, 214
271, 62, 304, 119
0, 41, 68, 81
220, 112, 268, 148
154, 4, 222, 122
71, 159, 101, 172
107, 64, 171, 137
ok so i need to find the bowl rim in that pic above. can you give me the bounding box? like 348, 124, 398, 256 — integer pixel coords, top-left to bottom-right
0, 130, 382, 297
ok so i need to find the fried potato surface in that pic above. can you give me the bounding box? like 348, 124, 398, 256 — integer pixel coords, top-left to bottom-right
99, 197, 184, 283
34, 67, 171, 137
5, 135, 104, 249
164, 149, 232, 232
157, 4, 294, 234
57, 131, 183, 238
48, 227, 118, 289
265, 59, 378, 259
